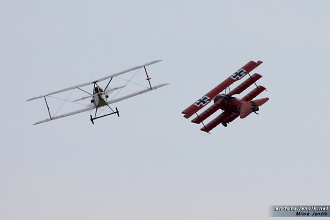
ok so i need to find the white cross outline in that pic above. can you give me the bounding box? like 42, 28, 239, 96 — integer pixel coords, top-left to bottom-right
194, 96, 210, 107
231, 69, 246, 80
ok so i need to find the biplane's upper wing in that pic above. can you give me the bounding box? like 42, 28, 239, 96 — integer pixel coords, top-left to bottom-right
33, 83, 169, 125
73, 85, 126, 102
27, 60, 162, 101
182, 60, 262, 119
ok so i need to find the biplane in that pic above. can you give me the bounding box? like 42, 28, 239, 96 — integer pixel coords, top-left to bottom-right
27, 60, 169, 125
182, 60, 269, 133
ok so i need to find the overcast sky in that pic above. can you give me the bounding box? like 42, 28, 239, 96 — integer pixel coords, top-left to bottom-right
1, 0, 330, 219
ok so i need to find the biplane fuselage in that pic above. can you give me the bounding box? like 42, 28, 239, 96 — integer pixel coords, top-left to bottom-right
92, 87, 108, 108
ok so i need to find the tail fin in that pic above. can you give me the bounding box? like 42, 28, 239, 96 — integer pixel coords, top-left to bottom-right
240, 98, 269, 118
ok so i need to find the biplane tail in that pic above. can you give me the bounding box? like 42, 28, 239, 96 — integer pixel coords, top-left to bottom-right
239, 98, 269, 119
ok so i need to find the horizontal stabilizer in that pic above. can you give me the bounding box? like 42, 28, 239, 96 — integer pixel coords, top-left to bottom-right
182, 60, 262, 119
220, 86, 268, 124
252, 97, 269, 107
240, 102, 253, 119
240, 97, 269, 119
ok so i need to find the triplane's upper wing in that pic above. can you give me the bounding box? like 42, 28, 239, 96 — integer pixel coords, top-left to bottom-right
181, 60, 263, 119
27, 60, 162, 101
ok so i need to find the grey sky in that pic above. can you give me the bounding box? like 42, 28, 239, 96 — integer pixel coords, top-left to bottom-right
1, 0, 330, 219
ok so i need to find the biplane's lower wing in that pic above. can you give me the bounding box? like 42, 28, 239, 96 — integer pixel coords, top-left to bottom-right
107, 83, 169, 105
182, 60, 262, 119
33, 105, 96, 125
33, 83, 169, 125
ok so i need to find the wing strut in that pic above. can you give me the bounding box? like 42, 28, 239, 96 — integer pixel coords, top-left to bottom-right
43, 97, 52, 120
77, 87, 92, 95
144, 66, 152, 89
195, 113, 209, 133
247, 73, 259, 88
104, 77, 113, 91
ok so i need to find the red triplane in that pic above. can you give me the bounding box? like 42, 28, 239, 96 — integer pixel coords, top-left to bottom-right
182, 60, 269, 133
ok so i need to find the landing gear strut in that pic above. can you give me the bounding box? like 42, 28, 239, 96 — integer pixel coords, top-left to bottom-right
90, 107, 119, 124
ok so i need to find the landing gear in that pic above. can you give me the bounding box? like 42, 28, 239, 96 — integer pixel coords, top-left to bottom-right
90, 107, 119, 124
90, 115, 95, 124
251, 101, 259, 113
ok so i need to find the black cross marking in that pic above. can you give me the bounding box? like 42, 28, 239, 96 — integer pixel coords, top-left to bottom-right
195, 96, 210, 107
231, 69, 246, 80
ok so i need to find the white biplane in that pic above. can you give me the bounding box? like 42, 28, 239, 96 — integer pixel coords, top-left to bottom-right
27, 60, 169, 125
